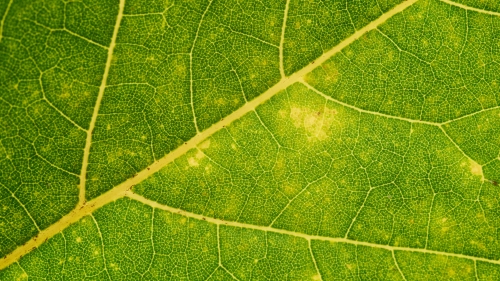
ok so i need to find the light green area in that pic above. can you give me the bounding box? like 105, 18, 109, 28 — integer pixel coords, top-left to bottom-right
4, 197, 500, 280
2, 0, 500, 279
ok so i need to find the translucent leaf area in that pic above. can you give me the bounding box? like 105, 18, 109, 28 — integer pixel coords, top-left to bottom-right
1, 0, 500, 280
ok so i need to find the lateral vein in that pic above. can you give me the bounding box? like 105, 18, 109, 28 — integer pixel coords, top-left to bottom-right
79, 0, 125, 205
0, 0, 13, 43
279, 0, 291, 77
439, 0, 500, 17
129, 192, 500, 266
301, 80, 441, 126
189, 0, 214, 134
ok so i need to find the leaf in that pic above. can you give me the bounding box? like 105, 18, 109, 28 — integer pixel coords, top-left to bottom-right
1, 0, 500, 279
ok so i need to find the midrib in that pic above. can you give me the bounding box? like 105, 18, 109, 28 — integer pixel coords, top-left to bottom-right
0, 0, 420, 270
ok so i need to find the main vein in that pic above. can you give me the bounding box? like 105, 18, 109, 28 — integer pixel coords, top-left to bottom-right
79, 0, 125, 205
0, 0, 418, 271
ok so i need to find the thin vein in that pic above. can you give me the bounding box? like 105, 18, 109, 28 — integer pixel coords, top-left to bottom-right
0, 0, 13, 43
439, 125, 479, 166
62, 28, 109, 49
439, 0, 500, 17
221, 24, 278, 48
308, 240, 323, 281
38, 77, 87, 132
190, 0, 213, 134
90, 214, 111, 280
392, 250, 408, 281
128, 192, 500, 266
42, 97, 87, 132
441, 105, 500, 125
424, 194, 436, 249
0, 183, 41, 232
301, 80, 441, 126
279, 0, 291, 77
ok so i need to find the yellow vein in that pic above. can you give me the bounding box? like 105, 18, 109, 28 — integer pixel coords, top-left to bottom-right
392, 250, 408, 281
79, 0, 125, 205
279, 0, 291, 78
190, 0, 213, 134
129, 192, 500, 266
0, 0, 13, 43
308, 240, 323, 281
439, 0, 500, 17
0, 0, 418, 270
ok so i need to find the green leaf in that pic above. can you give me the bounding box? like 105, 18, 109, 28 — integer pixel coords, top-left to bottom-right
1, 0, 500, 279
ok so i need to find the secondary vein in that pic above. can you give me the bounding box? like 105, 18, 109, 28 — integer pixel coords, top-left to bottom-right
79, 0, 126, 205
128, 192, 500, 266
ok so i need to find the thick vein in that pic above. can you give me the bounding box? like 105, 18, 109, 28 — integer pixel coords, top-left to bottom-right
0, 0, 419, 270
190, 0, 213, 134
128, 192, 500, 266
79, 0, 125, 205
439, 0, 500, 17
0, 0, 13, 43
279, 0, 291, 77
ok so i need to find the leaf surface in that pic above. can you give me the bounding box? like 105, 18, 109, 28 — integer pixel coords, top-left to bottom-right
1, 0, 500, 279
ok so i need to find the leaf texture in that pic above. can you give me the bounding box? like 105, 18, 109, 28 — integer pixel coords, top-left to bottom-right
1, 0, 500, 280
